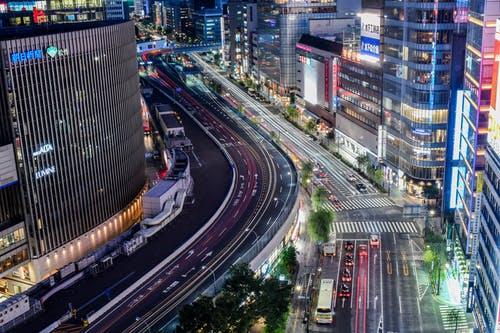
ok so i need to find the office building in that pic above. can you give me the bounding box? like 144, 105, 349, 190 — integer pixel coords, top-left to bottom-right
255, 0, 358, 105
0, 20, 146, 294
0, 0, 106, 28
105, 0, 130, 20
381, 0, 454, 195
474, 19, 500, 332
445, 0, 500, 310
194, 6, 223, 43
295, 34, 341, 129
227, 0, 257, 81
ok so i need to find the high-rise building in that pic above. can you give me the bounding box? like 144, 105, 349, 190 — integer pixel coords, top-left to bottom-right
381, 0, 454, 195
0, 0, 106, 28
474, 19, 500, 332
194, 0, 223, 43
255, 0, 358, 105
227, 0, 257, 81
105, 0, 130, 20
445, 0, 500, 310
0, 20, 146, 293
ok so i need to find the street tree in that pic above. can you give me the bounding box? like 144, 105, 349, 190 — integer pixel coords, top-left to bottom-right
305, 119, 316, 134
285, 105, 299, 122
356, 154, 370, 172
308, 208, 334, 243
300, 161, 313, 188
374, 169, 383, 185
176, 295, 219, 332
311, 186, 329, 211
258, 278, 291, 333
275, 245, 298, 279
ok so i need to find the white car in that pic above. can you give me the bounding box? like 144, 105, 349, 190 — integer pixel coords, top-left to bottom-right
347, 173, 356, 182
370, 234, 380, 248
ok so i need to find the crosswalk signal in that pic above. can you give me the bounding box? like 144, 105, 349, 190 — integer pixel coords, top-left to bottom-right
83, 319, 89, 327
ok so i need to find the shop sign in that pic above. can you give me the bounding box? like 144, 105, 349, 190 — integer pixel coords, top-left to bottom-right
35, 166, 56, 179
11, 49, 43, 63
32, 144, 54, 157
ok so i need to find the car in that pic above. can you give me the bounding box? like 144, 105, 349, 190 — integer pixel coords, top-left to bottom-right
341, 269, 352, 282
328, 195, 340, 205
347, 173, 357, 182
370, 234, 380, 248
344, 258, 354, 267
338, 284, 351, 298
358, 245, 368, 257
344, 241, 354, 251
317, 171, 328, 179
356, 183, 368, 193
345, 252, 354, 260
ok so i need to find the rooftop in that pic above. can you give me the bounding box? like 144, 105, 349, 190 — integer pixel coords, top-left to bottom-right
0, 20, 127, 41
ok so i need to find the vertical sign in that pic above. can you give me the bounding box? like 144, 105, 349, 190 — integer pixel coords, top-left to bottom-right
324, 59, 329, 104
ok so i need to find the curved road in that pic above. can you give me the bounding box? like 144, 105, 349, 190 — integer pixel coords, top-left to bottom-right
84, 59, 298, 332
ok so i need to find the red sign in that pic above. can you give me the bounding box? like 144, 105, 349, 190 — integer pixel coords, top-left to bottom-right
324, 59, 329, 104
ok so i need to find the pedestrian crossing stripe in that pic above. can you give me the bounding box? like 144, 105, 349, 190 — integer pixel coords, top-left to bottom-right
334, 221, 419, 234
323, 197, 395, 212
439, 305, 471, 330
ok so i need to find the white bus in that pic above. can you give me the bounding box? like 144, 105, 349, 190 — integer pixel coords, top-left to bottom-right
315, 279, 334, 324
323, 242, 336, 256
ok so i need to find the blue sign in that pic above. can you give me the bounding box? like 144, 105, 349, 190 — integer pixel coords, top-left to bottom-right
11, 49, 43, 63
360, 36, 380, 59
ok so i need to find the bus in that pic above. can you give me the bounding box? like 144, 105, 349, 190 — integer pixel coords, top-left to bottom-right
315, 279, 334, 324
323, 242, 336, 256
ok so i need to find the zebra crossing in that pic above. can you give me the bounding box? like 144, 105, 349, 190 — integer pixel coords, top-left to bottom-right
323, 196, 394, 212
439, 305, 471, 331
334, 220, 419, 234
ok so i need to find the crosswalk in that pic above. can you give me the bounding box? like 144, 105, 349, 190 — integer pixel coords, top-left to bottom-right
334, 221, 419, 234
439, 305, 471, 331
323, 196, 394, 212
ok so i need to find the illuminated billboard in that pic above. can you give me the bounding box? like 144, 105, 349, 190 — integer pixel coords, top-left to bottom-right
360, 12, 381, 64
488, 19, 500, 155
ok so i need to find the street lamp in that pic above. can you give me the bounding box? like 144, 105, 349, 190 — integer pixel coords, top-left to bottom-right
135, 316, 151, 333
202, 265, 217, 297
244, 228, 259, 244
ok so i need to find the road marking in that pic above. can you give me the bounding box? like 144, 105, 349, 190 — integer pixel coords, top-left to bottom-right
386, 262, 392, 275
399, 296, 402, 314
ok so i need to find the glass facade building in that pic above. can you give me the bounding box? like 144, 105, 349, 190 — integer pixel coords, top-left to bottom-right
474, 18, 500, 333
0, 0, 106, 28
256, 0, 339, 104
382, 0, 454, 194
0, 20, 146, 286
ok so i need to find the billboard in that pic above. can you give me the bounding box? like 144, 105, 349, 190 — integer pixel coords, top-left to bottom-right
488, 19, 500, 155
360, 13, 381, 63
0, 144, 18, 189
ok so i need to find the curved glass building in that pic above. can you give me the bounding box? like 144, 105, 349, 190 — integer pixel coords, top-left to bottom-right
0, 20, 146, 285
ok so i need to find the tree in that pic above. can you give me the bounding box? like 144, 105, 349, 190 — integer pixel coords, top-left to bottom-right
374, 169, 383, 185
326, 130, 335, 141
176, 295, 219, 332
448, 308, 460, 333
258, 278, 291, 333
285, 106, 299, 122
356, 155, 369, 172
311, 186, 329, 211
305, 119, 316, 134
308, 208, 334, 243
300, 161, 313, 188
423, 185, 439, 199
274, 246, 298, 279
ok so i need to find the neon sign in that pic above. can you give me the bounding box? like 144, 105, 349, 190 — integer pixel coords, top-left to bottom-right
34, 166, 56, 179
32, 144, 54, 157
11, 49, 43, 63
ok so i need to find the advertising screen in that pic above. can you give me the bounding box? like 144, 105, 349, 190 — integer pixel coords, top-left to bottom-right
360, 13, 381, 63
